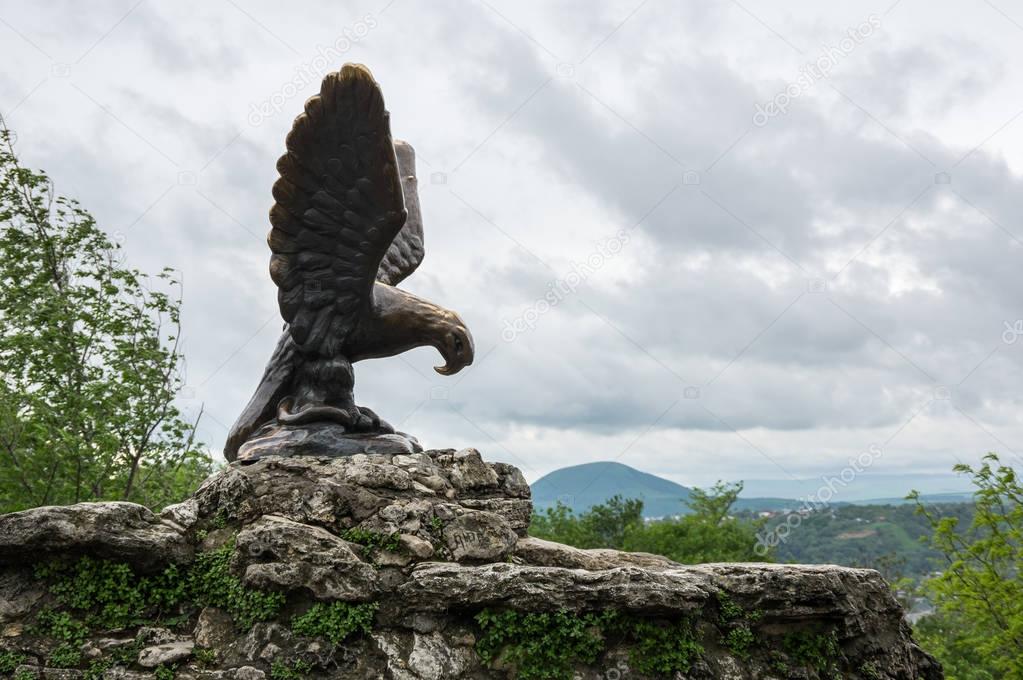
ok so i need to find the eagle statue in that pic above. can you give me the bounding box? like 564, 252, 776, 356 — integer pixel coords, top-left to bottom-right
225, 64, 474, 462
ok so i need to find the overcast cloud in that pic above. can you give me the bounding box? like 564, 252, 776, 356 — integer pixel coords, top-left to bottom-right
3, 0, 1023, 490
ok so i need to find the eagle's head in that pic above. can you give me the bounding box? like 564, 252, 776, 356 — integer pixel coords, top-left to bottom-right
346, 284, 475, 377
433, 311, 475, 375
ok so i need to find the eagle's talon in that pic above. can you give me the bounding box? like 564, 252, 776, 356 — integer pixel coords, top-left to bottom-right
355, 406, 395, 434
344, 405, 392, 434
356, 406, 378, 430
352, 410, 373, 430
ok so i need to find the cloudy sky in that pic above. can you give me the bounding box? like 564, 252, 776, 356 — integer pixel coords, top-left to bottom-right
3, 0, 1023, 492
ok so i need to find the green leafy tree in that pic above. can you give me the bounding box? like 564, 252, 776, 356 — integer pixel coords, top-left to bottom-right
530, 482, 768, 563
530, 495, 643, 549
579, 495, 644, 548
0, 119, 211, 511
914, 609, 996, 680
911, 453, 1023, 679
624, 482, 768, 563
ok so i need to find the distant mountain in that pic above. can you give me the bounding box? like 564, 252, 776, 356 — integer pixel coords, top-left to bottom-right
740, 473, 975, 504
531, 461, 693, 518
530, 462, 808, 517
848, 492, 975, 506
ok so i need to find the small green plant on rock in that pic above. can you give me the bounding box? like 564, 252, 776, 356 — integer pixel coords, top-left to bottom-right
210, 509, 230, 530
26, 542, 285, 673
475, 609, 608, 680
270, 658, 313, 679
725, 625, 756, 659
32, 609, 87, 643
188, 540, 284, 629
0, 651, 26, 674
714, 590, 763, 661
716, 591, 744, 623
35, 557, 185, 630
340, 527, 401, 559
154, 664, 176, 680
290, 601, 378, 644
768, 651, 790, 675
84, 658, 114, 680
47, 642, 82, 669
609, 616, 703, 675
194, 647, 217, 667
783, 630, 842, 675
475, 609, 703, 680
860, 661, 882, 679
34, 542, 284, 635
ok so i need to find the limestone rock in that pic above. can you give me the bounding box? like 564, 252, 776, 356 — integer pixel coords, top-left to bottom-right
193, 607, 235, 649
407, 631, 476, 679
136, 627, 179, 647
342, 462, 413, 491
458, 498, 532, 536
228, 668, 267, 680
399, 534, 434, 559
0, 570, 45, 622
231, 668, 267, 680
448, 448, 499, 491
441, 511, 517, 561
374, 630, 476, 680
0, 448, 941, 679
514, 536, 680, 571
159, 498, 199, 531
400, 562, 710, 613
491, 462, 530, 499
236, 515, 377, 601
222, 623, 294, 667
137, 640, 194, 667
11, 668, 84, 679
101, 670, 157, 679
0, 502, 191, 570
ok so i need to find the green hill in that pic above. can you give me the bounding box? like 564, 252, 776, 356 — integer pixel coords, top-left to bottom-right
530, 461, 802, 517
762, 502, 975, 581
531, 461, 693, 518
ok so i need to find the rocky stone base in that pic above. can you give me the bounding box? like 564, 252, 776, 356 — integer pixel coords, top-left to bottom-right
0, 449, 941, 680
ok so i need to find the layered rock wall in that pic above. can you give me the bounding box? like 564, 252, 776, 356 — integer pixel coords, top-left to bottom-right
0, 450, 941, 679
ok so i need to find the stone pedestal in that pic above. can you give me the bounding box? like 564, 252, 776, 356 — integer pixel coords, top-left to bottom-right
0, 448, 942, 679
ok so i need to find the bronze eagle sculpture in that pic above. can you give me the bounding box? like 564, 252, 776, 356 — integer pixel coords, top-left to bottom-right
224, 64, 474, 462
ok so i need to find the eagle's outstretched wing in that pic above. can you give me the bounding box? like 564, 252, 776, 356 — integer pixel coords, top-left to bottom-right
378, 141, 425, 286
269, 63, 407, 355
